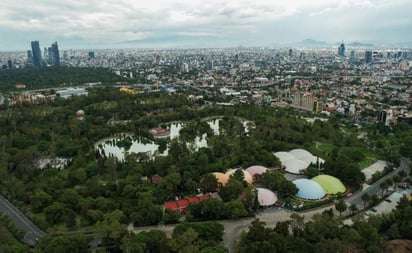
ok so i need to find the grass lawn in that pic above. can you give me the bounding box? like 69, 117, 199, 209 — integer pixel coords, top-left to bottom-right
307, 142, 335, 158
357, 149, 381, 169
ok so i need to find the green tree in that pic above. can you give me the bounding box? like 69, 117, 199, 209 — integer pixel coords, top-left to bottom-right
349, 203, 358, 216
335, 199, 347, 216
122, 229, 169, 253
96, 209, 127, 251
314, 238, 345, 253
173, 221, 224, 242
34, 234, 89, 253
169, 227, 203, 253
219, 178, 244, 202
237, 219, 287, 253
225, 200, 248, 219
30, 190, 52, 213
200, 173, 218, 193
379, 181, 388, 198
361, 193, 370, 209
44, 202, 67, 225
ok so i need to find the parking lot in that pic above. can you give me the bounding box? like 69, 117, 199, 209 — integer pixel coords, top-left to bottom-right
365, 189, 412, 216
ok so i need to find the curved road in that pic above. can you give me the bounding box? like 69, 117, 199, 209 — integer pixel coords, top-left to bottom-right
0, 194, 45, 245
346, 157, 411, 209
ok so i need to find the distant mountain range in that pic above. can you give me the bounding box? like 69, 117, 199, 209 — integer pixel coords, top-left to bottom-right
293, 39, 375, 47
293, 39, 329, 47
347, 42, 375, 47
292, 38, 412, 48
118, 36, 412, 49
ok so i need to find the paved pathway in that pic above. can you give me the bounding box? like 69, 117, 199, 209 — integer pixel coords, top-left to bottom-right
0, 194, 45, 245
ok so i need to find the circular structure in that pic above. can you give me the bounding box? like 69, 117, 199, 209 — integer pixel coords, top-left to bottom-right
212, 172, 229, 186
256, 188, 278, 207
274, 149, 325, 174
226, 169, 253, 185
274, 151, 295, 162
312, 175, 346, 195
290, 148, 325, 165
76, 109, 85, 118
293, 179, 326, 200
283, 159, 310, 174
245, 165, 268, 177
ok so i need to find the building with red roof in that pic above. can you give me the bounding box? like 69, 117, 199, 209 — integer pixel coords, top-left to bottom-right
164, 194, 212, 214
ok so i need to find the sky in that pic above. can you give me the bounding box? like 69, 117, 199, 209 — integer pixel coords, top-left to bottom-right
0, 0, 411, 50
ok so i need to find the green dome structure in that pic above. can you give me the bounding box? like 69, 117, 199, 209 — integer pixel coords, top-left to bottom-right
312, 175, 346, 195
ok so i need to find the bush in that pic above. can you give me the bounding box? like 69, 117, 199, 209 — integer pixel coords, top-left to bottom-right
0, 212, 26, 241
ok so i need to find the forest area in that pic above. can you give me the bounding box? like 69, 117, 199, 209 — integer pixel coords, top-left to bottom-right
0, 86, 411, 252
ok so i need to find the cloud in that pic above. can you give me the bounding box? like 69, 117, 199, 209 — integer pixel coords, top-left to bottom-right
0, 0, 411, 50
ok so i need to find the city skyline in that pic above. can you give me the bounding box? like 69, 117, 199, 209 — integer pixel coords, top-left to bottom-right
1, 0, 412, 50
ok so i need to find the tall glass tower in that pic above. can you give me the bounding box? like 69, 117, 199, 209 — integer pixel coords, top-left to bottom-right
338, 43, 345, 57
31, 41, 42, 67
50, 42, 60, 66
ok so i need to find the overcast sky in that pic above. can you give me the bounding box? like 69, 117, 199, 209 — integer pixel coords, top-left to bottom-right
0, 0, 411, 50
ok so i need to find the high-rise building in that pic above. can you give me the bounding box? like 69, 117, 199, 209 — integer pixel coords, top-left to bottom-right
49, 42, 60, 66
293, 91, 315, 111
27, 50, 33, 60
338, 43, 345, 57
31, 41, 42, 67
63, 51, 69, 61
349, 50, 356, 63
365, 50, 373, 64
88, 51, 95, 59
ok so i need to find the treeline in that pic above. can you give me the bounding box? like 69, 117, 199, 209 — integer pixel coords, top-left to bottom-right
0, 67, 127, 91
35, 221, 226, 253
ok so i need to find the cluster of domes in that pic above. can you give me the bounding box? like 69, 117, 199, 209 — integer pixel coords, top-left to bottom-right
293, 175, 346, 200
204, 163, 346, 203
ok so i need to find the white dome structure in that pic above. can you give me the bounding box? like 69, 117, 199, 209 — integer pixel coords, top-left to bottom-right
76, 109, 85, 119
290, 149, 325, 165
274, 149, 324, 174
274, 151, 295, 163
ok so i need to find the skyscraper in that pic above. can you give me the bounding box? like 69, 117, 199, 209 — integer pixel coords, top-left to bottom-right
27, 50, 32, 60
365, 50, 373, 64
349, 50, 356, 63
49, 42, 60, 66
338, 43, 345, 57
31, 41, 42, 67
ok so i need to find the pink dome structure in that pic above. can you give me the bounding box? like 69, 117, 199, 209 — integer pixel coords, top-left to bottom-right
245, 165, 268, 177
256, 188, 278, 207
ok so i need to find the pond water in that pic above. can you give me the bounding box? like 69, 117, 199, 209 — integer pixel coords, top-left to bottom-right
95, 119, 221, 161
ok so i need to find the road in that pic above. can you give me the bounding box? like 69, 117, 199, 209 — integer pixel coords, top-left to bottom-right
0, 194, 45, 246
346, 157, 411, 209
